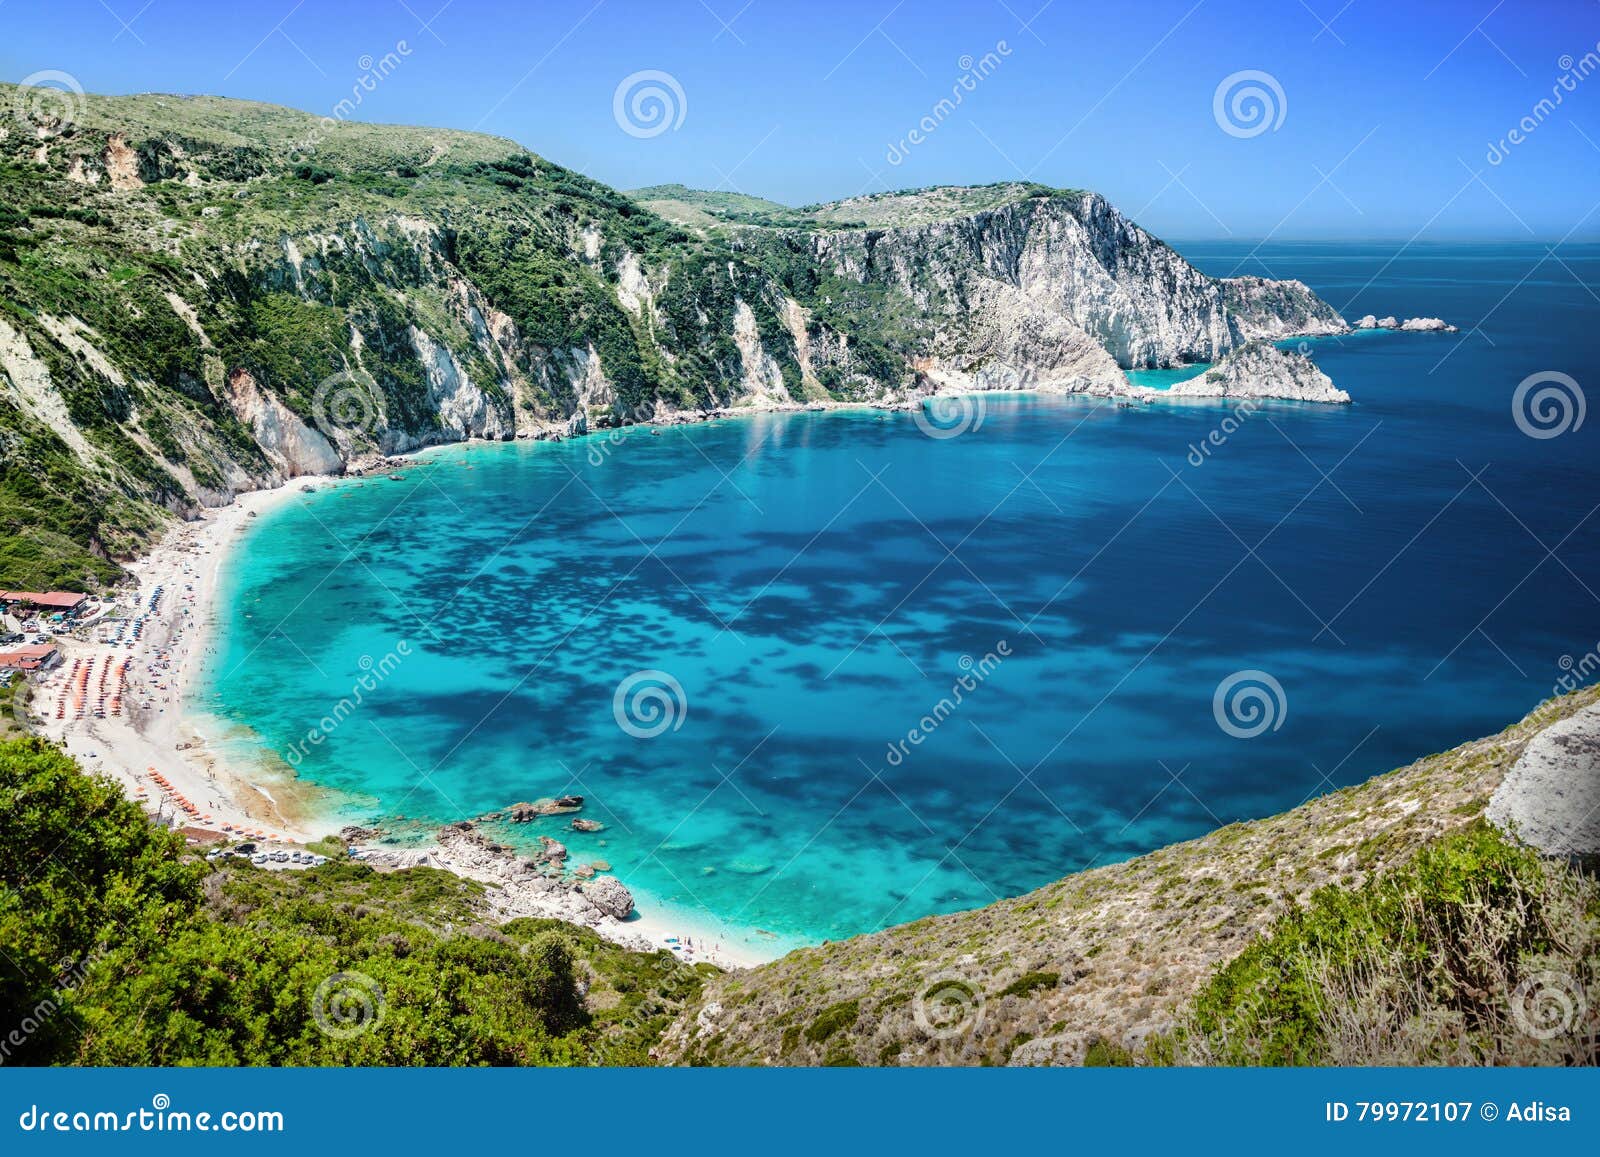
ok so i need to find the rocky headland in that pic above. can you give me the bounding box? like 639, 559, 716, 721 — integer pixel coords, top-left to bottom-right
354, 821, 648, 945
0, 86, 1456, 590
1162, 341, 1351, 404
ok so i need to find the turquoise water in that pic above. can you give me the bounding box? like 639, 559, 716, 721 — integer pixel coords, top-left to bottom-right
1124, 362, 1211, 389
197, 243, 1600, 957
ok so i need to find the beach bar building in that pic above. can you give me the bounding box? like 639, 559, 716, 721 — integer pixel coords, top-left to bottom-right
1, 590, 89, 617
0, 643, 62, 673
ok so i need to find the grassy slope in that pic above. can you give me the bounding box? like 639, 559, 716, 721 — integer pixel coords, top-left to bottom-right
657, 685, 1600, 1067
0, 734, 707, 1065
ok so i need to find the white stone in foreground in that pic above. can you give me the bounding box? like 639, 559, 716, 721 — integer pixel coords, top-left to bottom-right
1488, 701, 1600, 864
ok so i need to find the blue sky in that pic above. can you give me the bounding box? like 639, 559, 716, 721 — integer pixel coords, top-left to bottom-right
4, 0, 1598, 238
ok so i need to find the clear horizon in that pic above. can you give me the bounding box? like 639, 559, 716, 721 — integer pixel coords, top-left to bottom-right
3, 0, 1598, 241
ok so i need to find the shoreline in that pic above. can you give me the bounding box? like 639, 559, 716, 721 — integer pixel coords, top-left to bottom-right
38, 362, 1401, 972
43, 445, 802, 969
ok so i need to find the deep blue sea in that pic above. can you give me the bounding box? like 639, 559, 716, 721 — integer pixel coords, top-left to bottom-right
196, 242, 1600, 958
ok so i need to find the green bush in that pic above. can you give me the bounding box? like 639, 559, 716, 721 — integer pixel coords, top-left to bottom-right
998, 970, 1059, 999
804, 999, 860, 1044
1172, 823, 1599, 1065
0, 739, 701, 1066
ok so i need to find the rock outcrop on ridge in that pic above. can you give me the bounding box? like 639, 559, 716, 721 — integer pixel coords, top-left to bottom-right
1488, 701, 1600, 867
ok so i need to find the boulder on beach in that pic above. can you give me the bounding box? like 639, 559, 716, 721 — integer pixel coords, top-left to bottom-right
585, 876, 635, 919
538, 836, 568, 862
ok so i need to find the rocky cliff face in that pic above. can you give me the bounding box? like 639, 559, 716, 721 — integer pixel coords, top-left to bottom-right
805, 194, 1236, 375
1219, 276, 1350, 340
0, 90, 1358, 588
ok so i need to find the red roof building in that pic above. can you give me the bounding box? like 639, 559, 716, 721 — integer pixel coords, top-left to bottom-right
1, 590, 88, 613
0, 644, 62, 672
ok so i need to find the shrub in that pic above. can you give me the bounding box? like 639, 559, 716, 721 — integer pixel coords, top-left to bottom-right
804, 999, 860, 1044
998, 971, 1060, 999
1170, 824, 1599, 1066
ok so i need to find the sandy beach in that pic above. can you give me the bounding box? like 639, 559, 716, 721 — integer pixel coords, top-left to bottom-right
40, 478, 335, 843
37, 464, 771, 969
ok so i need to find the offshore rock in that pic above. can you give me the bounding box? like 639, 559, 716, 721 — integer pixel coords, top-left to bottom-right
1165, 341, 1350, 404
